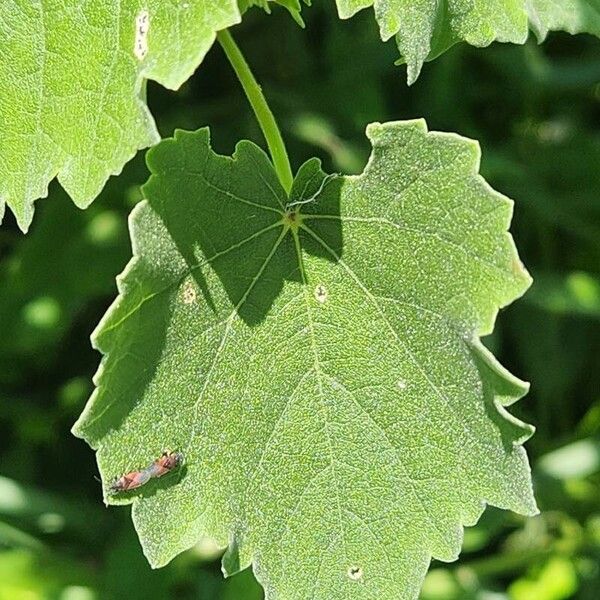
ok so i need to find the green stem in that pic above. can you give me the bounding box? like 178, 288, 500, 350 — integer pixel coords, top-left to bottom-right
217, 29, 293, 194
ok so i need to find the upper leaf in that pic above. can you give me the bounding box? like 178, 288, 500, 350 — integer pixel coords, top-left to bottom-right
238, 0, 309, 26
0, 0, 240, 231
73, 121, 536, 599
526, 0, 600, 40
335, 0, 600, 83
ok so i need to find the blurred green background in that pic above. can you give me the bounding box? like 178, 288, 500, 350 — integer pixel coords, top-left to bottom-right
1, 4, 599, 599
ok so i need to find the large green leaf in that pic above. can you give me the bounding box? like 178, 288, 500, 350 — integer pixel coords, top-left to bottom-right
73, 121, 536, 599
335, 0, 600, 83
0, 0, 240, 232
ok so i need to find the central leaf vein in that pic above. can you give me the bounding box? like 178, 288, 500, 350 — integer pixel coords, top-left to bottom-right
289, 225, 352, 573
299, 221, 467, 541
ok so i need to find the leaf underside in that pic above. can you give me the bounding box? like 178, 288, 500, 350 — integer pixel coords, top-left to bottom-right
0, 0, 240, 231
334, 0, 600, 83
74, 120, 536, 599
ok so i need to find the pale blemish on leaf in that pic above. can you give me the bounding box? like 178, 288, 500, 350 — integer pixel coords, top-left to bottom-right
181, 279, 197, 305
134, 10, 150, 61
397, 379, 407, 390
314, 283, 328, 304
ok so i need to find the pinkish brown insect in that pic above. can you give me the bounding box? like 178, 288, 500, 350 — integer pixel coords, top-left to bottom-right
109, 451, 184, 493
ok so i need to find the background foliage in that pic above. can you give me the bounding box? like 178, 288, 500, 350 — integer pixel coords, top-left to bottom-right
0, 3, 599, 598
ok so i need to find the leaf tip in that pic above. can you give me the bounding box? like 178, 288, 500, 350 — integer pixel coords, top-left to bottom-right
405, 58, 424, 86
6, 194, 37, 234
365, 118, 428, 146
471, 338, 530, 404
469, 339, 535, 446
2, 197, 34, 234
144, 127, 211, 179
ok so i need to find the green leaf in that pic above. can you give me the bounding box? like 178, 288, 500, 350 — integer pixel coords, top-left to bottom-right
0, 1, 240, 232
238, 0, 309, 26
526, 0, 600, 41
336, 0, 529, 84
73, 121, 536, 599
335, 1, 600, 84
509, 556, 579, 600
525, 271, 600, 320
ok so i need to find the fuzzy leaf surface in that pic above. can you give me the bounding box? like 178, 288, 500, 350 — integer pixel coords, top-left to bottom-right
335, 0, 600, 83
74, 121, 536, 599
0, 0, 240, 231
526, 0, 600, 40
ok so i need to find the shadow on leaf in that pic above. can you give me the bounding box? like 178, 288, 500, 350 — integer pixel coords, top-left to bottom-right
143, 128, 343, 326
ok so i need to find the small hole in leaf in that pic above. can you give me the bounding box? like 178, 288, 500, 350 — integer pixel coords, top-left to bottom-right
347, 565, 363, 581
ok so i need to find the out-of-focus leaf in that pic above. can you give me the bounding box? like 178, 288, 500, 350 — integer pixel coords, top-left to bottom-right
0, 549, 96, 600
0, 476, 105, 538
525, 272, 600, 319
508, 556, 578, 600
420, 569, 463, 600
537, 439, 600, 480
0, 521, 44, 552
578, 402, 600, 436
0, 178, 133, 384
291, 113, 364, 173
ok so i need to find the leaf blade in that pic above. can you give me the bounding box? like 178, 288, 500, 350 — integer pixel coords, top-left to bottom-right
335, 0, 600, 83
0, 1, 240, 231
74, 121, 536, 599
526, 0, 600, 40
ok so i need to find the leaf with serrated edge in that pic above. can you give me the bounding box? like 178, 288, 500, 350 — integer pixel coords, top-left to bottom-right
73, 120, 536, 600
336, 0, 528, 84
0, 0, 240, 232
239, 0, 308, 26
526, 0, 600, 40
335, 0, 600, 84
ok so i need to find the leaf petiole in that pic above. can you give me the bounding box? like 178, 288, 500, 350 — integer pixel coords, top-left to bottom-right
217, 29, 293, 195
